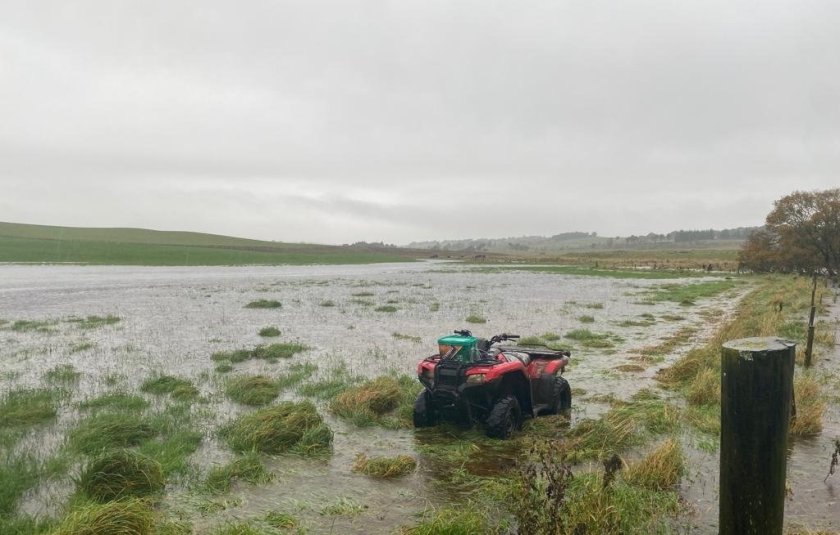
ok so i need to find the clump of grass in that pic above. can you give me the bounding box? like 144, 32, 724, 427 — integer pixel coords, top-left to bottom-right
11, 319, 56, 332
67, 315, 121, 329
429, 302, 440, 312
660, 314, 685, 322
319, 300, 336, 307
351, 298, 374, 306
352, 291, 374, 297
404, 507, 490, 534
69, 413, 157, 454
465, 314, 487, 324
245, 299, 282, 309
578, 315, 595, 323
226, 375, 280, 406
790, 372, 826, 437
375, 305, 398, 313
542, 332, 561, 341
71, 341, 96, 353
564, 329, 622, 349
686, 368, 720, 406
352, 454, 417, 478
646, 280, 737, 305
258, 326, 281, 337
140, 375, 199, 401
623, 438, 684, 490
518, 336, 546, 346
584, 302, 604, 309
44, 364, 82, 384
320, 497, 367, 516
204, 452, 273, 493
78, 450, 164, 502
213, 522, 268, 535
393, 332, 421, 343
330, 376, 419, 429
212, 343, 309, 363
52, 499, 155, 535
265, 511, 297, 529
0, 388, 58, 428
0, 454, 39, 516
215, 362, 234, 373
221, 401, 332, 455
79, 392, 149, 413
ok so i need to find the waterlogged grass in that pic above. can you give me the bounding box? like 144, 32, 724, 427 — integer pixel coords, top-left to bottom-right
212, 343, 309, 364
79, 392, 150, 413
578, 315, 595, 323
465, 314, 487, 324
140, 375, 200, 401
78, 449, 164, 502
204, 452, 274, 493
265, 511, 297, 530
403, 507, 493, 534
352, 454, 417, 478
245, 299, 282, 309
657, 275, 831, 439
68, 413, 157, 454
67, 314, 121, 329
790, 373, 826, 437
43, 364, 82, 384
393, 332, 422, 343
0, 388, 58, 429
221, 401, 332, 455
623, 438, 684, 490
0, 453, 39, 517
645, 279, 738, 306
257, 326, 281, 337
329, 375, 420, 429
10, 319, 56, 332
50, 498, 155, 535
375, 305, 398, 313
226, 375, 280, 406
474, 264, 710, 279
564, 329, 623, 349
275, 362, 318, 390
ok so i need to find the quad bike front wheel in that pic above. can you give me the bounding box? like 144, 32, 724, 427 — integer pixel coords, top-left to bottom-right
547, 375, 572, 414
412, 389, 436, 427
485, 395, 522, 439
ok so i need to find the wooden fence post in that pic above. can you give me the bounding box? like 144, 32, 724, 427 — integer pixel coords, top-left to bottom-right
720, 337, 795, 535
805, 274, 817, 367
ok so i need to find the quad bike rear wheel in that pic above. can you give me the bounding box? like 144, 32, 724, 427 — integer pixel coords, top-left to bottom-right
485, 395, 522, 439
412, 390, 436, 427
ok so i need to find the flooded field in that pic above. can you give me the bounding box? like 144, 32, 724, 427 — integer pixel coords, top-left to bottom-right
1, 262, 836, 533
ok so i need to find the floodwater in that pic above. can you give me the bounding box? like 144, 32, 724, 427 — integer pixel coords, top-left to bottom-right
2, 262, 832, 533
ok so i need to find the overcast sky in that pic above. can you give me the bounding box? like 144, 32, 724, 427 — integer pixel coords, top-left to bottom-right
1, 1, 838, 244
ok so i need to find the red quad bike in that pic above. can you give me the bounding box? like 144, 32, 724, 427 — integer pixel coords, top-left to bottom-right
413, 330, 571, 439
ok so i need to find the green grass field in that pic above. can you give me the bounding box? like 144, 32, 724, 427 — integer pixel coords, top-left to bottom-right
0, 222, 412, 266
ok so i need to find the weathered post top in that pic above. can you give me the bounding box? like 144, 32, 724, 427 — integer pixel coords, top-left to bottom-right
722, 336, 796, 355
719, 336, 795, 535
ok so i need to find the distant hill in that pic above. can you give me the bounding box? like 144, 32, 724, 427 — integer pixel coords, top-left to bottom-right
407, 227, 759, 253
0, 222, 413, 266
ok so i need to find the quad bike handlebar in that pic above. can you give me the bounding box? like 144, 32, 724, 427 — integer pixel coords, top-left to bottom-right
489, 333, 519, 344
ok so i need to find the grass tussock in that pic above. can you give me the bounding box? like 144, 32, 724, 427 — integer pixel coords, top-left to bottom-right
204, 452, 274, 493
685, 368, 720, 406
226, 375, 280, 406
0, 453, 39, 516
465, 314, 487, 324
790, 372, 826, 438
352, 454, 417, 478
275, 363, 318, 390
140, 375, 199, 401
0, 388, 58, 429
258, 326, 281, 337
69, 413, 157, 454
564, 329, 623, 349
78, 450, 164, 502
67, 314, 121, 329
51, 498, 155, 535
401, 507, 490, 534
244, 299, 282, 309
79, 393, 149, 413
578, 315, 595, 323
211, 343, 309, 363
44, 364, 82, 384
623, 438, 684, 490
221, 401, 332, 455
375, 305, 398, 313
10, 319, 56, 332
330, 376, 420, 429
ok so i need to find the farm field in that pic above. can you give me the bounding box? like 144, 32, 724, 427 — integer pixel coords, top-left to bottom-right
0, 222, 413, 266
0, 262, 837, 534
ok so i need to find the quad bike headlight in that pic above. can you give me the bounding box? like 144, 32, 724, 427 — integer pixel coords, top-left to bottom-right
465, 373, 486, 385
